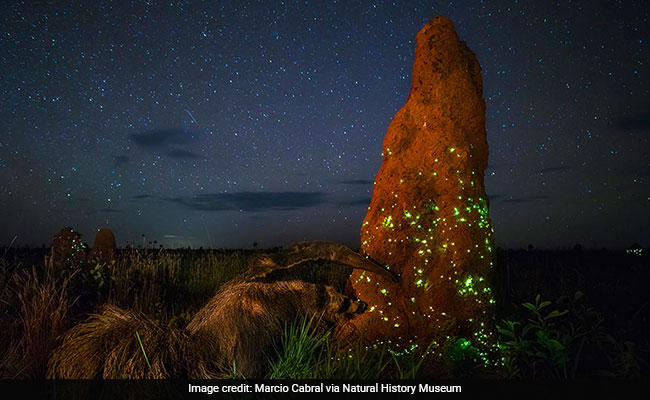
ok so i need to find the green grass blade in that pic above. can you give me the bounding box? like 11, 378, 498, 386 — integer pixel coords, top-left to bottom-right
135, 330, 151, 368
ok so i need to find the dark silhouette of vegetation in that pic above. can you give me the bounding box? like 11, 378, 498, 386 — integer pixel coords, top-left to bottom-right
0, 245, 648, 378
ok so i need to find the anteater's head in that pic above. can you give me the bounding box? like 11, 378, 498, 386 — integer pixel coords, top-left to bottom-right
321, 285, 367, 322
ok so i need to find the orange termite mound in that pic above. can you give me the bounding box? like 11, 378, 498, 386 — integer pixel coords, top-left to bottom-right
340, 16, 498, 368
90, 228, 117, 263
49, 227, 87, 271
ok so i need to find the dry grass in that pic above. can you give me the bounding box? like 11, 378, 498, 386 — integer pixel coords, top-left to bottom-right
1, 267, 76, 378
106, 248, 255, 318
1, 247, 256, 379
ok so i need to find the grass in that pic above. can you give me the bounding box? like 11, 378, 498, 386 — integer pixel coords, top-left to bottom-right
135, 331, 151, 368
0, 266, 76, 378
0, 247, 257, 378
0, 245, 648, 378
105, 248, 257, 319
267, 315, 450, 379
267, 314, 330, 379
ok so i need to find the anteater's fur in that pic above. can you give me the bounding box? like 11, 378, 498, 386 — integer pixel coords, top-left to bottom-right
186, 280, 367, 377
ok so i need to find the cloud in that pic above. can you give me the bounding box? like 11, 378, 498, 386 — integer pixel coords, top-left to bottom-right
340, 179, 374, 185
131, 194, 154, 200
614, 110, 650, 132
130, 129, 194, 149
169, 191, 329, 212
535, 166, 573, 174
167, 148, 201, 160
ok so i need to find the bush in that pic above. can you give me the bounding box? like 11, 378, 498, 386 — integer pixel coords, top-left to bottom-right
497, 292, 613, 379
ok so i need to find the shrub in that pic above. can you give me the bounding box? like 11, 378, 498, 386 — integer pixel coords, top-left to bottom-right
497, 292, 611, 379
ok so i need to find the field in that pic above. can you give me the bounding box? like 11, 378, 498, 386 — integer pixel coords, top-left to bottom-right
0, 245, 648, 379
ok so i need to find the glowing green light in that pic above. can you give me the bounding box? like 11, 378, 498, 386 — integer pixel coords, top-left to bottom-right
449, 147, 455, 153
627, 248, 643, 256
382, 215, 394, 228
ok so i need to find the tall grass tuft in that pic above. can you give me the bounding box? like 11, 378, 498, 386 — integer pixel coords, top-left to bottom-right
267, 314, 330, 379
2, 267, 76, 378
317, 336, 392, 379
267, 317, 441, 379
318, 338, 439, 379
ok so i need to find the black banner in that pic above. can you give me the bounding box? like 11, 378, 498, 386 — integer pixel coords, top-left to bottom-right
1, 380, 648, 399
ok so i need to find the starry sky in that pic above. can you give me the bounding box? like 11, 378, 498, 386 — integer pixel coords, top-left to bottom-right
1, 1, 648, 249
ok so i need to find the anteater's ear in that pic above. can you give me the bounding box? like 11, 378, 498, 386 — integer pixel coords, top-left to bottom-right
256, 241, 399, 283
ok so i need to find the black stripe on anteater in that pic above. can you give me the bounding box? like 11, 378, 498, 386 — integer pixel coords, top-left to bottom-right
316, 284, 329, 310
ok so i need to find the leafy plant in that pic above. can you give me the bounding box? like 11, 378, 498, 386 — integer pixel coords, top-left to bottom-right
611, 340, 643, 378
443, 337, 482, 377
497, 292, 609, 379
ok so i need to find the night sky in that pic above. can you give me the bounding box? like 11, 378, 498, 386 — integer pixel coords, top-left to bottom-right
1, 1, 648, 249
